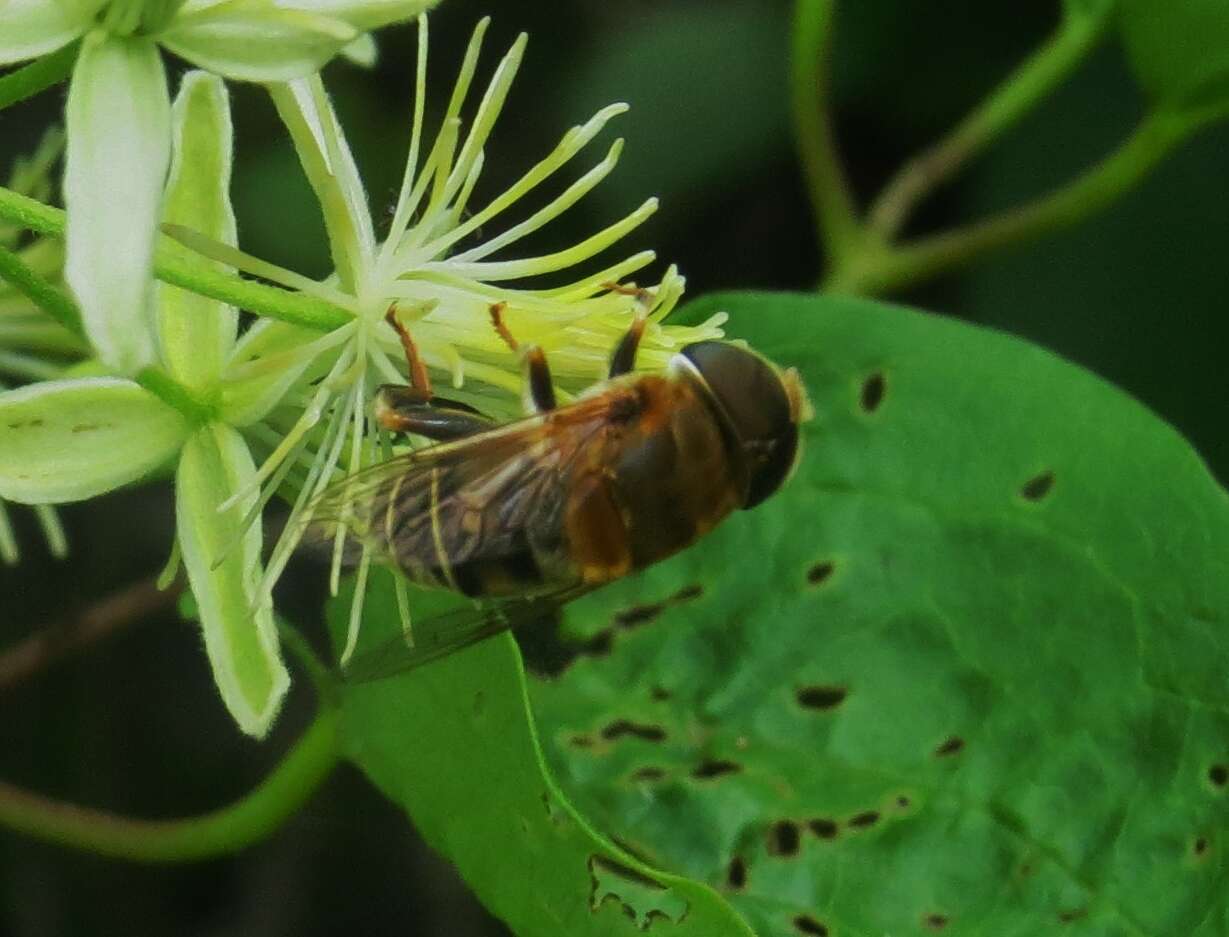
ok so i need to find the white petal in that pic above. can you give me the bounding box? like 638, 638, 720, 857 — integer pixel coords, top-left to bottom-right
272, 0, 439, 32
0, 378, 189, 504
176, 423, 289, 737
159, 3, 357, 82
64, 32, 170, 374
0, 0, 101, 65
158, 71, 238, 391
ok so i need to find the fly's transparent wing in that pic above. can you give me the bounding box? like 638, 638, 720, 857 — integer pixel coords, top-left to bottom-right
341, 586, 590, 683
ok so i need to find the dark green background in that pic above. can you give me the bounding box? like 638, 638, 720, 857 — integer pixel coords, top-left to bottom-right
1, 1, 1226, 934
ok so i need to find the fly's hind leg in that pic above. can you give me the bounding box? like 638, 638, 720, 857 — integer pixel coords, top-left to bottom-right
377, 304, 495, 441
490, 302, 557, 413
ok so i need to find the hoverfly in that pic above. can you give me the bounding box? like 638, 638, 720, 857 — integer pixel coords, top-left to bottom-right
308, 296, 809, 681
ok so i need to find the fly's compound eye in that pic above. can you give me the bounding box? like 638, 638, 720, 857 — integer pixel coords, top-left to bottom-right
679, 341, 801, 508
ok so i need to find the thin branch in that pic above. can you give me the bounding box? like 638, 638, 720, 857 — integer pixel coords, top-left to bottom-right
0, 707, 339, 862
0, 577, 184, 691
866, 7, 1113, 240
0, 243, 84, 340
791, 0, 864, 267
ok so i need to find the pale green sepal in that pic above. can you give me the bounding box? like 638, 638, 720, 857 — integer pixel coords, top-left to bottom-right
158, 71, 238, 392
220, 319, 325, 426
63, 32, 170, 375
0, 377, 189, 504
339, 32, 377, 68
0, 0, 102, 65
276, 0, 440, 32
159, 2, 358, 83
176, 423, 290, 738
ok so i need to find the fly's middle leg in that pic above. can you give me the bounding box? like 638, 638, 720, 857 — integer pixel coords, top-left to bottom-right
603, 281, 651, 377
377, 304, 494, 441
490, 302, 557, 413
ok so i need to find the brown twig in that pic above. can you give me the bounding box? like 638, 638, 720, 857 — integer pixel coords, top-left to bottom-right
0, 576, 184, 691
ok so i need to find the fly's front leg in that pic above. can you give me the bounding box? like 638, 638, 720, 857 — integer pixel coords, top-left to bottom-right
603, 281, 650, 377
378, 304, 495, 441
490, 302, 557, 413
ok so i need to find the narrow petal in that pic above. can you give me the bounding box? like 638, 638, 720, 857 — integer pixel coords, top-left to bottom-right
273, 0, 440, 32
0, 0, 101, 65
339, 32, 377, 68
159, 4, 358, 83
158, 71, 238, 392
0, 377, 189, 504
176, 423, 290, 738
64, 32, 170, 374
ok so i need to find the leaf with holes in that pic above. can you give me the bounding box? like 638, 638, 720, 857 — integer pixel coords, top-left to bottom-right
530, 292, 1229, 937
332, 573, 755, 937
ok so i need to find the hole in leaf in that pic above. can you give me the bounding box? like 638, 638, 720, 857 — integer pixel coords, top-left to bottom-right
631, 766, 666, 782
796, 685, 847, 710
895, 794, 912, 809
848, 810, 880, 829
673, 583, 703, 602
601, 720, 667, 743
935, 736, 965, 757
650, 685, 672, 701
1209, 764, 1228, 788
806, 561, 835, 585
1020, 470, 1055, 501
1057, 909, 1088, 924
579, 629, 614, 657
1193, 836, 1210, 858
726, 856, 747, 890
615, 603, 666, 629
570, 734, 595, 748
793, 915, 829, 936
767, 820, 801, 857
692, 759, 742, 780
923, 913, 949, 930
860, 372, 886, 412
808, 818, 839, 840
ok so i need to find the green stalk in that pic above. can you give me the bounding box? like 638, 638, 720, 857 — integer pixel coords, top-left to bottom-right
0, 187, 351, 333
827, 110, 1206, 296
0, 243, 84, 340
0, 42, 80, 111
791, 0, 866, 268
866, 7, 1113, 240
0, 707, 339, 862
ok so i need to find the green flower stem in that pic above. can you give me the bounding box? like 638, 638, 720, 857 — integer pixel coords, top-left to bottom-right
865, 7, 1113, 241
0, 187, 352, 333
0, 705, 339, 862
791, 0, 867, 268
826, 109, 1208, 296
0, 42, 80, 111
0, 243, 84, 340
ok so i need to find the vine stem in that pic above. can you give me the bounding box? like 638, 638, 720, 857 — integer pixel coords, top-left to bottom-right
791, 0, 868, 268
0, 187, 352, 333
0, 705, 340, 862
866, 7, 1113, 241
0, 43, 79, 110
827, 109, 1207, 296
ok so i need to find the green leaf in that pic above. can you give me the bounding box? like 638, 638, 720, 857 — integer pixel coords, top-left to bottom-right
157, 70, 237, 393
1119, 0, 1229, 110
531, 292, 1229, 937
176, 423, 289, 737
63, 31, 169, 375
333, 576, 756, 937
0, 377, 188, 503
0, 0, 99, 65
158, 2, 358, 83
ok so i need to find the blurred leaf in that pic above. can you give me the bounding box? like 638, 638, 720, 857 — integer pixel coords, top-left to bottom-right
1118, 0, 1229, 110
531, 292, 1229, 937
1063, 0, 1118, 21
332, 575, 756, 937
0, 376, 188, 504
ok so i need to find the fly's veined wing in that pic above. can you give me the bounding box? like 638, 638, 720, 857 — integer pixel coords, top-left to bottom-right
341, 586, 590, 683
300, 395, 621, 573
